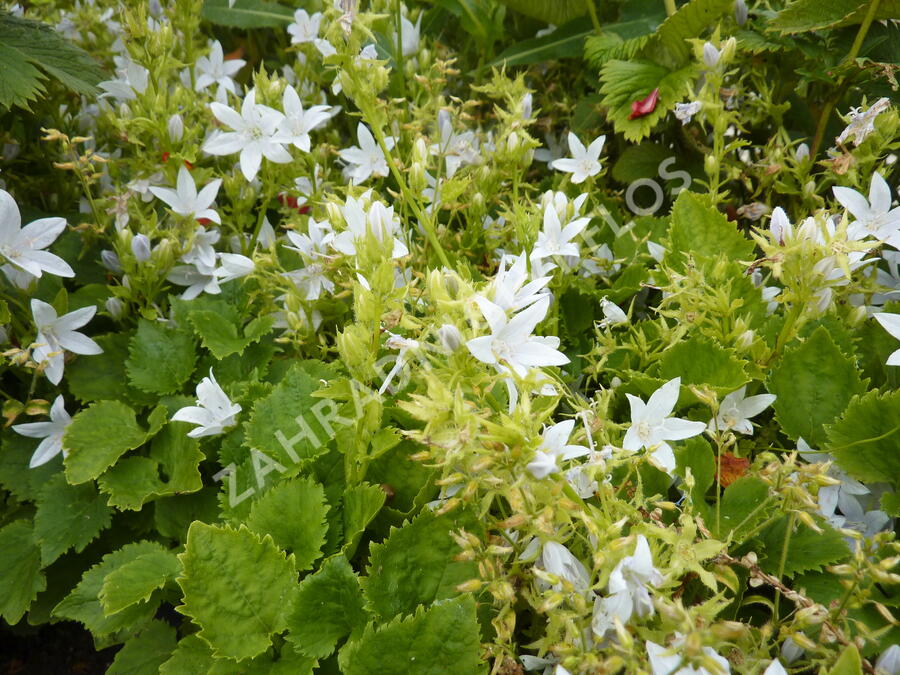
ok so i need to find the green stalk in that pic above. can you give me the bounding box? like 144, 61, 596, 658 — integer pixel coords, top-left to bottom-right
394, 0, 407, 97
663, 0, 677, 17
773, 510, 797, 617
586, 0, 602, 35
810, 0, 882, 158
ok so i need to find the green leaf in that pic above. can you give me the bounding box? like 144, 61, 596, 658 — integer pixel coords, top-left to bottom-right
0, 12, 104, 110
188, 310, 273, 359
63, 401, 159, 484
34, 473, 112, 566
487, 20, 590, 69
100, 547, 181, 615
658, 335, 748, 394
162, 634, 317, 675
767, 326, 865, 447
285, 554, 369, 659
828, 389, 900, 487
611, 142, 671, 184
754, 515, 850, 578
772, 0, 900, 33
246, 475, 330, 570
881, 491, 900, 517
339, 596, 483, 675
97, 423, 205, 510
176, 522, 298, 661
711, 476, 771, 542
201, 0, 294, 27
67, 333, 151, 404
599, 60, 696, 142
497, 0, 587, 24
665, 191, 755, 271
53, 541, 162, 636
245, 362, 339, 467
126, 319, 197, 395
343, 482, 386, 558
0, 520, 46, 624
366, 441, 437, 515
827, 643, 863, 675
674, 435, 715, 512
107, 619, 177, 675
0, 432, 62, 502
652, 0, 734, 64
363, 511, 476, 620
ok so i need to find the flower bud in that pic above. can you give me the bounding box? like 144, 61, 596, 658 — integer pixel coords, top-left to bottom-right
413, 137, 429, 164
131, 233, 152, 262
720, 37, 737, 64
734, 0, 748, 25
167, 113, 184, 142
105, 296, 125, 320
438, 324, 463, 352
705, 154, 719, 176
100, 249, 122, 273
703, 42, 721, 68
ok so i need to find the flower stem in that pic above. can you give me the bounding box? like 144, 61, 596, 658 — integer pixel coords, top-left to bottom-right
773, 510, 797, 617
586, 0, 602, 35
663, 0, 677, 17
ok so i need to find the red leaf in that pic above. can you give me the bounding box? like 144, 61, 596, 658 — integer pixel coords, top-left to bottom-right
629, 88, 660, 120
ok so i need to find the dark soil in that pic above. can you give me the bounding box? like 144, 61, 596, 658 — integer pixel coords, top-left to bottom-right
0, 621, 117, 675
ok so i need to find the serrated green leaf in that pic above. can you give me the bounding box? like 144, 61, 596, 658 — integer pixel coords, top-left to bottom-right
653, 0, 734, 64
665, 191, 755, 271
107, 619, 177, 675
53, 541, 162, 636
881, 491, 900, 517
246, 475, 329, 570
339, 596, 483, 675
496, 0, 586, 24
767, 326, 865, 447
343, 482, 386, 558
0, 12, 103, 110
712, 476, 771, 542
364, 511, 476, 620
201, 0, 294, 27
755, 514, 850, 578
188, 310, 273, 359
34, 473, 112, 566
0, 432, 61, 502
658, 335, 748, 393
63, 401, 155, 484
126, 319, 197, 395
585, 32, 654, 70
366, 441, 437, 515
285, 554, 369, 659
176, 522, 298, 661
611, 142, 671, 184
599, 59, 696, 142
772, 0, 900, 33
67, 333, 151, 405
100, 547, 180, 616
162, 634, 316, 675
675, 435, 715, 513
828, 389, 900, 487
0, 520, 46, 624
245, 362, 338, 467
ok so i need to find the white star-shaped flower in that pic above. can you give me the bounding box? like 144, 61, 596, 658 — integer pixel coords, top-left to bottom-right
489, 252, 551, 312
288, 9, 322, 44
833, 172, 900, 247
278, 85, 333, 152
31, 299, 103, 385
338, 123, 394, 185
194, 40, 245, 96
874, 312, 900, 365
12, 395, 72, 468
526, 419, 591, 479
550, 132, 605, 184
331, 196, 408, 259
531, 203, 590, 262
622, 377, 706, 475
707, 385, 776, 435
592, 534, 663, 636
203, 89, 291, 181
466, 295, 569, 379
0, 189, 74, 287
149, 166, 222, 224
172, 369, 241, 438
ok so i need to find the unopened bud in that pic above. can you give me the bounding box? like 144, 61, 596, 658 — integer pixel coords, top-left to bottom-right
167, 113, 184, 142
455, 578, 483, 593
703, 42, 721, 68
105, 296, 125, 320
100, 249, 122, 273
131, 233, 152, 262
734, 0, 748, 25
438, 323, 462, 352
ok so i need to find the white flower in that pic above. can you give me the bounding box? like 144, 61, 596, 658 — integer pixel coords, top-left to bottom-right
278, 85, 332, 152
877, 644, 900, 674
98, 59, 149, 101
12, 395, 72, 468
622, 377, 706, 475
540, 541, 590, 592
769, 207, 793, 245
438, 324, 463, 352
172, 369, 241, 437
531, 203, 590, 261
466, 295, 569, 379
194, 40, 245, 96
534, 131, 568, 164
702, 41, 721, 68
598, 297, 628, 328
489, 252, 551, 312
550, 132, 605, 184
339, 123, 394, 185
592, 534, 662, 636
314, 38, 337, 58
0, 189, 74, 286
283, 221, 334, 301
674, 101, 702, 124
763, 660, 788, 675
203, 89, 291, 181
431, 110, 480, 178
836, 97, 890, 147
149, 166, 222, 224
378, 332, 420, 395
288, 9, 322, 44
394, 13, 422, 56
332, 196, 408, 259
833, 173, 900, 247
798, 439, 873, 529
874, 312, 900, 365
167, 252, 254, 300
526, 419, 591, 479
31, 299, 103, 385
647, 637, 731, 675
707, 386, 776, 435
